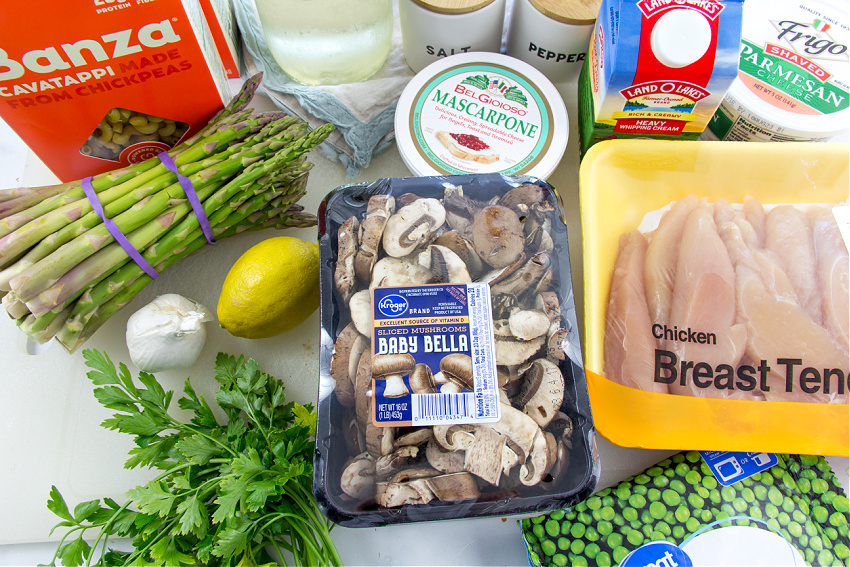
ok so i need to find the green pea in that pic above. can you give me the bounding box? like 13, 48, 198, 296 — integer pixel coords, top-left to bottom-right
788, 521, 803, 538
648, 488, 662, 502
663, 489, 682, 506
688, 493, 705, 509
754, 485, 768, 500
623, 507, 638, 522
675, 506, 691, 523
570, 539, 585, 555
708, 491, 722, 505
695, 485, 710, 499
777, 511, 790, 526
627, 529, 645, 546
812, 478, 829, 494
647, 466, 664, 477
664, 468, 676, 478
600, 507, 616, 522
664, 511, 676, 526
672, 525, 685, 540
685, 470, 702, 485
649, 501, 667, 520
578, 511, 593, 525
607, 532, 623, 550
721, 486, 736, 501
672, 453, 686, 463
616, 486, 631, 500
598, 521, 614, 537
762, 473, 775, 486
701, 509, 713, 522
830, 511, 848, 528
556, 537, 570, 551
635, 473, 651, 485
721, 504, 736, 518
817, 550, 835, 566
587, 498, 602, 510
748, 505, 763, 520
686, 452, 701, 463
585, 543, 601, 559
596, 551, 612, 567
545, 520, 560, 537
541, 539, 557, 556
765, 503, 779, 518
532, 524, 545, 539
613, 546, 630, 564
602, 495, 615, 509
796, 477, 811, 494
825, 526, 838, 542
805, 548, 815, 564
572, 556, 588, 567
813, 505, 829, 524
522, 519, 532, 530
733, 498, 748, 514
650, 530, 666, 541
641, 510, 654, 525
716, 510, 730, 522
834, 543, 849, 559
552, 553, 568, 566
675, 463, 690, 477
670, 480, 687, 494
833, 495, 849, 513
655, 521, 672, 536
658, 458, 673, 468
585, 527, 600, 542
686, 517, 701, 533
781, 498, 796, 514
629, 494, 647, 508
613, 515, 626, 527
642, 524, 654, 538
810, 535, 823, 551
633, 484, 648, 496
767, 518, 781, 532
570, 522, 585, 538
702, 476, 718, 491
597, 487, 612, 498
653, 475, 670, 488
799, 533, 809, 548
591, 509, 604, 522
805, 520, 818, 536
767, 486, 784, 506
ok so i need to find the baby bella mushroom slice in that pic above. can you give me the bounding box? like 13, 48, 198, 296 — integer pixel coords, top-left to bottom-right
493, 319, 546, 367
334, 215, 359, 302
433, 230, 485, 277
382, 198, 446, 257
508, 308, 550, 341
371, 353, 416, 398
349, 289, 373, 337
418, 245, 472, 284
462, 424, 508, 485
520, 429, 557, 487
370, 256, 434, 289
354, 194, 395, 283
439, 353, 474, 394
340, 452, 377, 499
515, 358, 565, 428
426, 438, 466, 473
443, 185, 485, 238
330, 322, 367, 408
472, 205, 525, 269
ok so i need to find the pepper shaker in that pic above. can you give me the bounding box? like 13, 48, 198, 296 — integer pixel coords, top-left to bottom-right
399, 0, 507, 73
506, 0, 602, 85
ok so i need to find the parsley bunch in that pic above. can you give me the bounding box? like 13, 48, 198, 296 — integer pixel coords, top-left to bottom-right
42, 350, 342, 567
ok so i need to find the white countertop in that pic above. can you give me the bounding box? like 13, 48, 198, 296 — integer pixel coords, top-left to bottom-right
1, 77, 847, 567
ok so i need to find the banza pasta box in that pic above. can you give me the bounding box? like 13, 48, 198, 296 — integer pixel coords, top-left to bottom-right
580, 139, 849, 456
0, 0, 230, 182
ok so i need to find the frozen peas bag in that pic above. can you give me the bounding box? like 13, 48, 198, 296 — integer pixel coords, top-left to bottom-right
521, 451, 850, 567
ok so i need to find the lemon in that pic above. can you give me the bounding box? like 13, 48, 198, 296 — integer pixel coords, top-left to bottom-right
217, 236, 321, 339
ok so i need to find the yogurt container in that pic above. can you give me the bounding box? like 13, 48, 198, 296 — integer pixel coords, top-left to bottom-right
394, 53, 569, 179
704, 0, 850, 142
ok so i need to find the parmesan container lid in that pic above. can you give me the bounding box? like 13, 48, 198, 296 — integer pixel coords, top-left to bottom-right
410, 0, 497, 14
394, 52, 569, 180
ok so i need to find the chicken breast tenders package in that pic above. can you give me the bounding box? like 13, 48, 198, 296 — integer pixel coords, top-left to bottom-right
580, 139, 849, 456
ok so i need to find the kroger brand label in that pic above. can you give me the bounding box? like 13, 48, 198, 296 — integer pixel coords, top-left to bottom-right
409, 63, 553, 175
735, 0, 849, 117
588, 0, 744, 136
370, 283, 500, 427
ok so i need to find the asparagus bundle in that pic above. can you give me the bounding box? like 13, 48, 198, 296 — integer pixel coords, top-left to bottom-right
0, 74, 333, 353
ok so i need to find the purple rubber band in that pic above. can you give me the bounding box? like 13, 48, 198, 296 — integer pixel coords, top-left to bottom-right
158, 152, 215, 244
82, 177, 159, 280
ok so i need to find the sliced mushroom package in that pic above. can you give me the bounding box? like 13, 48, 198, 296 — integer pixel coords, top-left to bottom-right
314, 174, 599, 527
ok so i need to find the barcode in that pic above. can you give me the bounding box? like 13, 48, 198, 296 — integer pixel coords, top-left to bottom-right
414, 393, 475, 423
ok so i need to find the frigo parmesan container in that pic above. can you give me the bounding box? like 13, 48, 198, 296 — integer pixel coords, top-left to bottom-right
703, 0, 850, 142
0, 0, 231, 182
580, 139, 850, 457
314, 174, 599, 527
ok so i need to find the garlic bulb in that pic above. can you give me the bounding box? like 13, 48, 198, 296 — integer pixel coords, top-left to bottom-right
126, 294, 211, 372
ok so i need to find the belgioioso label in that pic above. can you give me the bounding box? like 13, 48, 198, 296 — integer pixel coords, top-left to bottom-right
371, 283, 500, 427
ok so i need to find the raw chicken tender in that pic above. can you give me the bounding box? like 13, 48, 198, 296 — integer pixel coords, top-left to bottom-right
809, 207, 850, 354
603, 231, 668, 393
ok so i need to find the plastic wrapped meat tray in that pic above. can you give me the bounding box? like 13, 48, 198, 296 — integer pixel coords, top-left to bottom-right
313, 174, 599, 527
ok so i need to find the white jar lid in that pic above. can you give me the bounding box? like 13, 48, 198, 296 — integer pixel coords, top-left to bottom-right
394, 52, 569, 180
727, 0, 849, 138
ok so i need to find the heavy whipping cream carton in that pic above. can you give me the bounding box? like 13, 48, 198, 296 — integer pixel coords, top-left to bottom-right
579, 0, 745, 154
0, 0, 231, 182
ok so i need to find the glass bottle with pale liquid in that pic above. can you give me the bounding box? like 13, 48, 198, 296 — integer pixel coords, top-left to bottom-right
255, 0, 393, 86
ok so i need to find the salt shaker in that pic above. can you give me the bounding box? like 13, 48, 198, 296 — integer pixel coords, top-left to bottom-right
506, 0, 602, 85
399, 0, 507, 73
